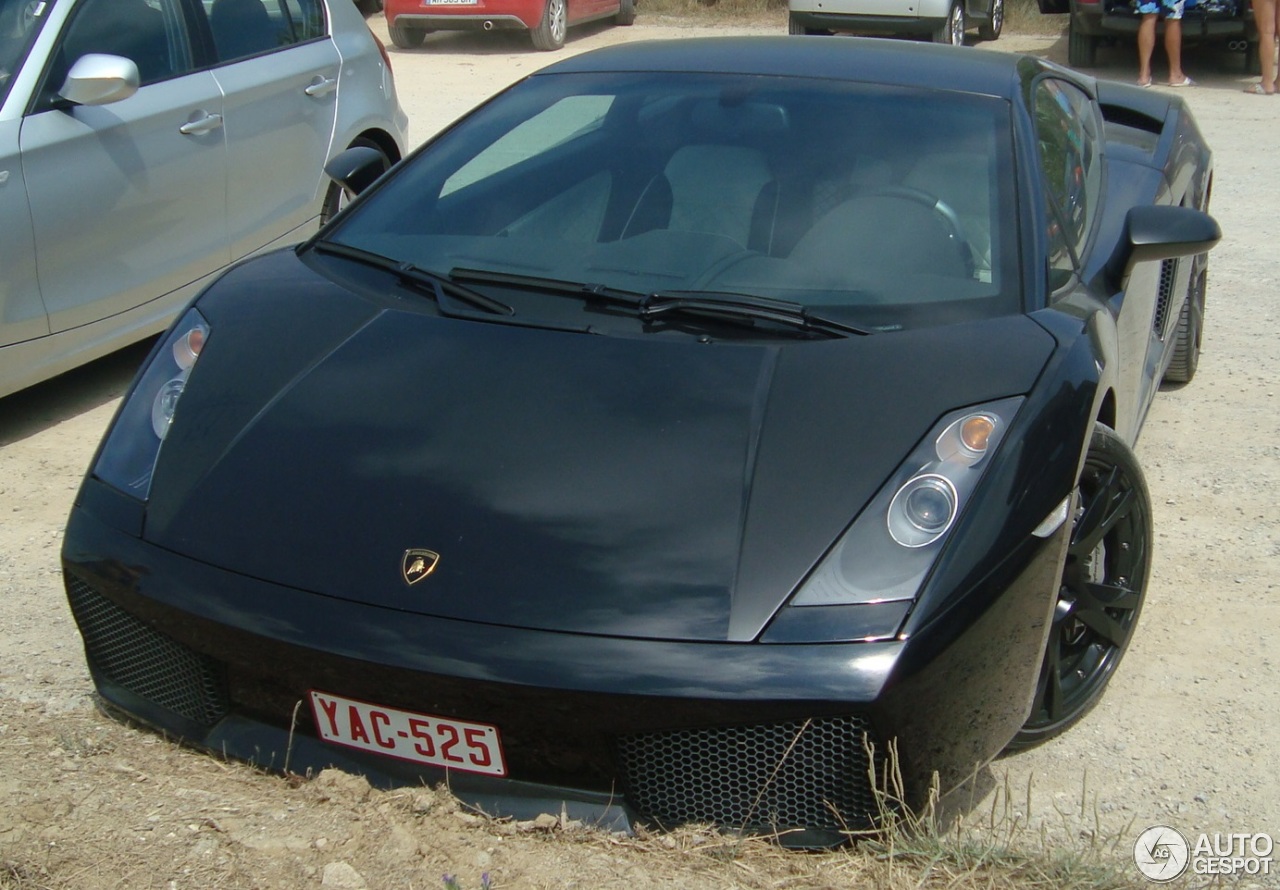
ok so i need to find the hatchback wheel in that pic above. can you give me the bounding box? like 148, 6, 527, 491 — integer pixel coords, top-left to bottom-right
1008, 424, 1151, 751
979, 0, 1003, 39
389, 22, 427, 48
933, 1, 965, 45
531, 0, 568, 50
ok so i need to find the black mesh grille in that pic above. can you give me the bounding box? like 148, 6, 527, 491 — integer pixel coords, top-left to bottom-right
66, 576, 229, 727
1154, 258, 1176, 337
618, 716, 879, 834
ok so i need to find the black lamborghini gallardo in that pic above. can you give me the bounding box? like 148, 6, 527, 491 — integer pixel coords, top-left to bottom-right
63, 37, 1219, 846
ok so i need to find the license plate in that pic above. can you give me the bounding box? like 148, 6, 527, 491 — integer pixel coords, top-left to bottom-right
428, 0, 479, 6
309, 691, 506, 777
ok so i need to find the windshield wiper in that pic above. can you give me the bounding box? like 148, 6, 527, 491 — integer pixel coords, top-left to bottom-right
312, 242, 514, 316
447, 268, 869, 337
641, 291, 869, 337
449, 267, 645, 308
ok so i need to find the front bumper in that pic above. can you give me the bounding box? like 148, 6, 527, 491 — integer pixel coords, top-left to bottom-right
62, 480, 1065, 845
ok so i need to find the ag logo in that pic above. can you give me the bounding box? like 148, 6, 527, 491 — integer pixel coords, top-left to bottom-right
401, 549, 440, 586
1134, 825, 1190, 882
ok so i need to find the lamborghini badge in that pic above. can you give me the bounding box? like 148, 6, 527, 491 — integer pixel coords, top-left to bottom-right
401, 549, 440, 585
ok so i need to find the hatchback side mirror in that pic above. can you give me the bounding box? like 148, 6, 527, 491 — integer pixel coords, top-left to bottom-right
59, 54, 140, 107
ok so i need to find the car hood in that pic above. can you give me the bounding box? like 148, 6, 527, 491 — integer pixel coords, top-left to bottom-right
143, 252, 1055, 643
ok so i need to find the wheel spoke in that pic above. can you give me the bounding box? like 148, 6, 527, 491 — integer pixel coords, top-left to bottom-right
1072, 467, 1133, 555
1072, 583, 1136, 647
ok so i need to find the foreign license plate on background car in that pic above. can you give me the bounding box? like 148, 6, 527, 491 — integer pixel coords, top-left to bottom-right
309, 691, 506, 776
428, 0, 479, 6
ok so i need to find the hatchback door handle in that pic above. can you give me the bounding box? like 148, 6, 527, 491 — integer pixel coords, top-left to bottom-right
179, 112, 224, 136
304, 76, 338, 97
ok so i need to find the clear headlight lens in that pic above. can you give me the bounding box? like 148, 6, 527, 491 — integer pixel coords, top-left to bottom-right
788, 396, 1022, 607
94, 309, 209, 500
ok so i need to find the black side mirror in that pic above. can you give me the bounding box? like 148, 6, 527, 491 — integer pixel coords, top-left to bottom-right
324, 146, 391, 200
1109, 204, 1221, 287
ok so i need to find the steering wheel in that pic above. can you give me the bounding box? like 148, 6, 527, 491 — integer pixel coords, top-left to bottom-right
862, 186, 975, 278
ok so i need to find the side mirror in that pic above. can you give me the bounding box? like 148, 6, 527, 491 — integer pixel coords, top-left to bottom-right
1110, 204, 1221, 286
324, 146, 391, 201
59, 54, 140, 107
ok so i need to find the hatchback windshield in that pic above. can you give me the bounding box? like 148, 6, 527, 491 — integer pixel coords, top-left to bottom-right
324, 71, 1021, 332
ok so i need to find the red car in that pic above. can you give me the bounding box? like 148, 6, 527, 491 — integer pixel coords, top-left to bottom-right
385, 0, 634, 50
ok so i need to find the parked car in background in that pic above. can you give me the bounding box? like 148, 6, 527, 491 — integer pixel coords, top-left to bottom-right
0, 0, 408, 400
384, 0, 634, 51
788, 0, 1003, 45
1038, 0, 1256, 68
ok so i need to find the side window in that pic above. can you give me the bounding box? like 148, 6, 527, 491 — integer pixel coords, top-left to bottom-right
1034, 78, 1103, 290
207, 0, 326, 64
54, 0, 194, 88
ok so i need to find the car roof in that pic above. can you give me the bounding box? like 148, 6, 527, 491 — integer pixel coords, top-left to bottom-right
534, 36, 1054, 101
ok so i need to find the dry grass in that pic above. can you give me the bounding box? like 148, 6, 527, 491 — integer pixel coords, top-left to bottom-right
0, 699, 1145, 890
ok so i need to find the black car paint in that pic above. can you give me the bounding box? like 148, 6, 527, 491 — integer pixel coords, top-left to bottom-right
61, 38, 1217, 841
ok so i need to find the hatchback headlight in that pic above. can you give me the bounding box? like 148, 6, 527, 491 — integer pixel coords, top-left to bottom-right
93, 309, 209, 500
788, 396, 1022, 607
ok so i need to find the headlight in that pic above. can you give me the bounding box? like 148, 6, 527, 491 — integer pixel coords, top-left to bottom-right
93, 308, 209, 500
786, 396, 1023, 609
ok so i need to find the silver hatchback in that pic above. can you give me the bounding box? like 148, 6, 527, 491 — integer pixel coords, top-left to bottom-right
0, 0, 408, 398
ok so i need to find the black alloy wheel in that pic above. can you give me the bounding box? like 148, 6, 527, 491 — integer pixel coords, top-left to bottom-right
1008, 424, 1151, 751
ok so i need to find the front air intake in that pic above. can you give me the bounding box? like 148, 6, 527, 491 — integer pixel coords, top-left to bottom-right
65, 575, 229, 728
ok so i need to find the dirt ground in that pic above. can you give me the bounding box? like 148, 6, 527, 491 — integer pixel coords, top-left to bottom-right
1, 15, 1278, 890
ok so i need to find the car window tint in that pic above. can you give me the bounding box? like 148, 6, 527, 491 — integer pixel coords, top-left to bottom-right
205, 0, 326, 64
1034, 78, 1102, 289
54, 0, 195, 88
442, 95, 615, 197
328, 73, 1022, 331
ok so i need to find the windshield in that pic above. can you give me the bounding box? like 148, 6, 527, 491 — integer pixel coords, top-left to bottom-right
323, 71, 1021, 332
0, 0, 49, 106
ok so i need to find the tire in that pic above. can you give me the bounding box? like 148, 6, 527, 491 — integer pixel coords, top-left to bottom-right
978, 0, 1003, 39
1163, 256, 1206, 384
320, 137, 390, 227
1007, 424, 1151, 752
530, 0, 567, 50
615, 0, 636, 26
787, 13, 829, 33
1245, 41, 1261, 75
932, 1, 964, 46
1067, 22, 1097, 66
388, 22, 427, 48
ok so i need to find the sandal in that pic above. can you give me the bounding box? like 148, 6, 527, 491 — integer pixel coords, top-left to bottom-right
1167, 76, 1196, 87
1137, 78, 1153, 88
1245, 82, 1277, 95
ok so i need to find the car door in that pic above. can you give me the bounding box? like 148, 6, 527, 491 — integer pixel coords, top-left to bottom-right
203, 0, 340, 259
19, 0, 228, 336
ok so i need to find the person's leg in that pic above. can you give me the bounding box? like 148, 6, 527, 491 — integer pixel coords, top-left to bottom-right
1164, 0, 1187, 84
1255, 0, 1279, 92
1165, 17, 1185, 83
1137, 12, 1157, 84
